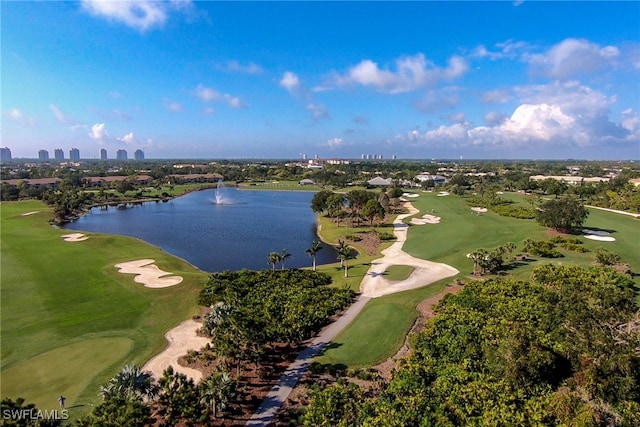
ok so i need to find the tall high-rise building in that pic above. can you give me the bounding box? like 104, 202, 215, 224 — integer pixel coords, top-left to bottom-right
116, 149, 128, 160
100, 148, 107, 160
0, 147, 12, 162
134, 149, 144, 160
38, 149, 50, 161
54, 149, 64, 160
69, 148, 80, 161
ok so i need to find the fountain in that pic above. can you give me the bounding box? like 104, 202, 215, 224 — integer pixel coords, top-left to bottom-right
213, 179, 232, 205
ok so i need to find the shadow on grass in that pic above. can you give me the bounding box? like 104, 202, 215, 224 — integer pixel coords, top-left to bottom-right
580, 226, 617, 234
501, 260, 534, 272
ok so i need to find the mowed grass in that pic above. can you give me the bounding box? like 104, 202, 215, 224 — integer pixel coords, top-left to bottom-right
318, 191, 640, 367
1, 201, 208, 414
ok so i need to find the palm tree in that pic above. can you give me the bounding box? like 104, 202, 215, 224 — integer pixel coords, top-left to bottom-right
504, 242, 517, 261
280, 249, 291, 270
268, 252, 280, 271
336, 240, 349, 267
99, 364, 159, 402
467, 251, 482, 276
305, 240, 323, 271
200, 371, 236, 418
336, 240, 355, 278
203, 302, 232, 336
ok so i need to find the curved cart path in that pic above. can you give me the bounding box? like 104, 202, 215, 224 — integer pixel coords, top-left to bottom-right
247, 201, 459, 425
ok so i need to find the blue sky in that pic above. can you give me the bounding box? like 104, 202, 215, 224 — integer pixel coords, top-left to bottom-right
2, 1, 639, 160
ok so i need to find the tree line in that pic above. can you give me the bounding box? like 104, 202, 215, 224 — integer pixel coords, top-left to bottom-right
300, 265, 640, 426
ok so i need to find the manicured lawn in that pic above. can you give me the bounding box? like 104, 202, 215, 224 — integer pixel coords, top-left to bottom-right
0, 201, 208, 415
317, 190, 640, 368
384, 265, 415, 281
316, 279, 450, 367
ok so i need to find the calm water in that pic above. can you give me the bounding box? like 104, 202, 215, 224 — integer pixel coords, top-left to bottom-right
63, 188, 338, 272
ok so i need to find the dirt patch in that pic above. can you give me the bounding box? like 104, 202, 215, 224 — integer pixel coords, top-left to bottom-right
179, 341, 306, 425
347, 232, 381, 256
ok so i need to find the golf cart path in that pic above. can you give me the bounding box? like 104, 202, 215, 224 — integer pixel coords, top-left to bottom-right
246, 201, 459, 425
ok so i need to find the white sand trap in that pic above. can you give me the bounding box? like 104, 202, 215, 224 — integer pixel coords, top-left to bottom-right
61, 233, 89, 242
411, 214, 441, 225
584, 235, 616, 242
402, 193, 420, 198
437, 191, 450, 196
582, 229, 611, 236
143, 319, 210, 383
115, 259, 183, 288
471, 207, 488, 213
21, 211, 39, 216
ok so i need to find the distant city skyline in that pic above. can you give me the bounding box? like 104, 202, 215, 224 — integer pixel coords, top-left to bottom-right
2, 1, 639, 160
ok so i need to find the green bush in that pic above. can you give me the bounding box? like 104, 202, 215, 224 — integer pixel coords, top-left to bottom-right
491, 204, 536, 219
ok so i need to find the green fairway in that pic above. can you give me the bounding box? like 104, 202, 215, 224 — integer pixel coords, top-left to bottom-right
318, 191, 640, 368
316, 279, 450, 368
383, 265, 415, 281
0, 201, 208, 413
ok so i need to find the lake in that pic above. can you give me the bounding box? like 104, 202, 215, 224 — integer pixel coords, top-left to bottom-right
63, 188, 338, 272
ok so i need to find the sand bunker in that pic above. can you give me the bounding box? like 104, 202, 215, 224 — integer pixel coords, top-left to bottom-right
584, 235, 616, 242
143, 319, 210, 383
115, 259, 183, 288
402, 193, 420, 198
471, 207, 488, 213
21, 211, 39, 216
61, 233, 89, 242
437, 191, 450, 196
410, 214, 441, 225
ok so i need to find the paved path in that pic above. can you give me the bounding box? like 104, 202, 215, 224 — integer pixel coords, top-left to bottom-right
360, 203, 459, 298
245, 295, 371, 426
246, 200, 459, 426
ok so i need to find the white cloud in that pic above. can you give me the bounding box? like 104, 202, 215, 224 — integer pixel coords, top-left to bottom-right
400, 81, 636, 153
525, 38, 620, 79
81, 0, 194, 32
49, 104, 67, 123
194, 84, 219, 102
306, 103, 330, 123
221, 60, 263, 74
118, 132, 136, 144
163, 99, 183, 112
482, 88, 512, 104
620, 108, 640, 136
6, 108, 36, 126
202, 107, 215, 115
193, 85, 244, 108
414, 87, 460, 113
331, 53, 468, 94
223, 94, 244, 108
324, 137, 344, 148
88, 123, 108, 142
447, 112, 466, 124
484, 111, 508, 126
279, 71, 302, 93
